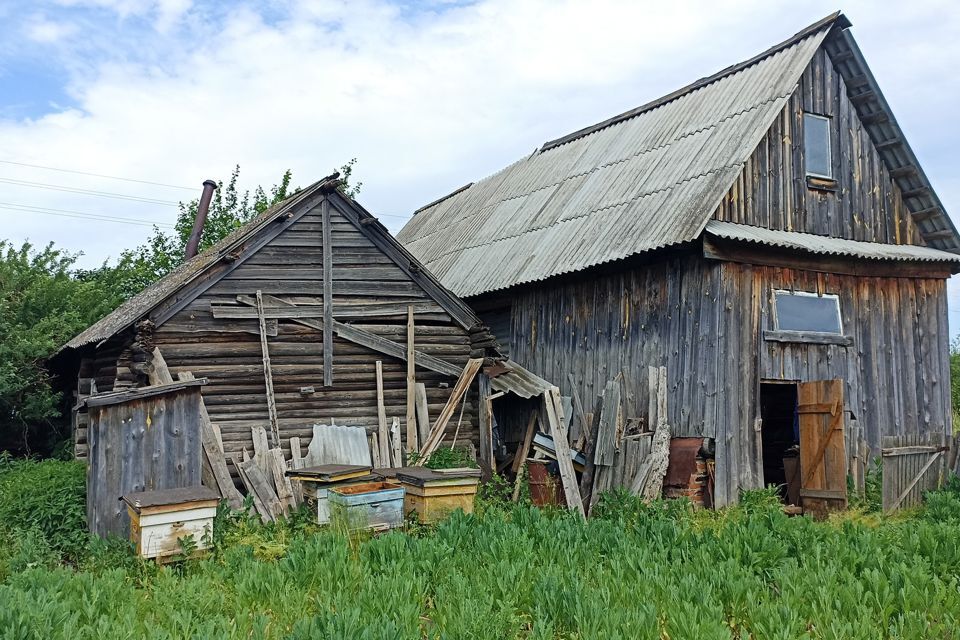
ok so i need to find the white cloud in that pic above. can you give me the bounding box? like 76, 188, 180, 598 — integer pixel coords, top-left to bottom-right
24, 14, 78, 43
1, 0, 960, 329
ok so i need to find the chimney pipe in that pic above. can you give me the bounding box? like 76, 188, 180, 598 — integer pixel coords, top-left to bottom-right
184, 179, 218, 260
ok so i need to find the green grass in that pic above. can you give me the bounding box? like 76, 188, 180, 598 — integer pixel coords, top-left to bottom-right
2, 459, 960, 638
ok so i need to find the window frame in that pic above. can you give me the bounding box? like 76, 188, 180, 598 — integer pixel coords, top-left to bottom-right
772, 289, 842, 335
803, 112, 833, 180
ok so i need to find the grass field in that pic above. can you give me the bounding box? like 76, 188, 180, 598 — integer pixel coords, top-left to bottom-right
2, 458, 960, 639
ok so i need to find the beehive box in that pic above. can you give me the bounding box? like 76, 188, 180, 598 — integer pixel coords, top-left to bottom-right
287, 465, 376, 525
396, 468, 481, 523
328, 482, 405, 531
121, 486, 219, 560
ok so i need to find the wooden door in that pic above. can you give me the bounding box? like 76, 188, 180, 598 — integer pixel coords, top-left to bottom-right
881, 434, 948, 513
797, 379, 847, 516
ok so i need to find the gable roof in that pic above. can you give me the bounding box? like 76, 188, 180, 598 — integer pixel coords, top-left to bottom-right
397, 13, 959, 298
54, 175, 484, 359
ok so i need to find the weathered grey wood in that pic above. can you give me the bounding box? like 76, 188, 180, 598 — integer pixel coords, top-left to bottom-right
289, 437, 304, 504
414, 382, 431, 446
390, 417, 403, 467
544, 388, 585, 517
239, 457, 283, 520
321, 198, 334, 387
149, 348, 174, 385
269, 448, 296, 514
375, 361, 391, 465
478, 374, 493, 476
406, 306, 417, 452
594, 379, 621, 467
255, 290, 280, 446
419, 358, 484, 462
763, 330, 854, 346
232, 456, 271, 523
370, 433, 382, 468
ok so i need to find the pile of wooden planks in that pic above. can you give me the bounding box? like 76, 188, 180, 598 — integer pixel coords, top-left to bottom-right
229, 426, 303, 522
514, 366, 675, 516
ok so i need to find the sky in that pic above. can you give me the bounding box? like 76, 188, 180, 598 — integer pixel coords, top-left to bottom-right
1, 0, 959, 328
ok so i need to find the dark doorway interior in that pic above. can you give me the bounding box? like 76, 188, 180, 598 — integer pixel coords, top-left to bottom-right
760, 383, 799, 504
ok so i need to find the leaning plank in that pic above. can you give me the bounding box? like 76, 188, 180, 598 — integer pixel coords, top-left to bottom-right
235, 294, 463, 378
370, 433, 382, 468
406, 306, 418, 452
390, 417, 403, 467
289, 437, 305, 505
511, 411, 539, 502
269, 448, 296, 514
255, 290, 280, 446
544, 387, 585, 517
414, 383, 431, 446
418, 358, 484, 463
568, 374, 589, 448
178, 371, 243, 509
635, 367, 670, 500
148, 348, 174, 385
231, 456, 271, 523
375, 361, 391, 465
239, 457, 283, 520
593, 379, 621, 467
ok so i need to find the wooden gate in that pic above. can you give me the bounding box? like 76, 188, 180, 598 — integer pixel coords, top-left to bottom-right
881, 434, 948, 513
797, 379, 847, 516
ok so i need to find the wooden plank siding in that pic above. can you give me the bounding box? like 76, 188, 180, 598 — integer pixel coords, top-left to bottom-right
145, 200, 480, 462
714, 49, 924, 246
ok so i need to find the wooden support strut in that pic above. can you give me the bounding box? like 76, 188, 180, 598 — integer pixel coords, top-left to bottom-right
544, 387, 585, 517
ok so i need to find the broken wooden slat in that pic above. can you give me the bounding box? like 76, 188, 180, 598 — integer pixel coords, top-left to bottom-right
390, 417, 403, 467
269, 448, 296, 514
231, 456, 271, 523
593, 379, 621, 467
289, 437, 305, 505
414, 382, 431, 446
370, 433, 382, 468
375, 360, 391, 466
239, 457, 283, 520
418, 358, 484, 462
544, 387, 585, 517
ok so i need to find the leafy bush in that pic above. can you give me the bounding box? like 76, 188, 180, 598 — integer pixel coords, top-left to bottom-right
0, 457, 88, 561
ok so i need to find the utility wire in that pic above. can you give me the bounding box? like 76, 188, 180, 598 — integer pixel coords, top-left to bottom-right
0, 159, 197, 191
0, 177, 180, 205
0, 202, 175, 228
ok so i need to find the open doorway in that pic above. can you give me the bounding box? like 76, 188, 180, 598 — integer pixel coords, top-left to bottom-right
759, 382, 800, 505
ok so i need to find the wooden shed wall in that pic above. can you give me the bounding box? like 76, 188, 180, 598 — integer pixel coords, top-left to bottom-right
506, 254, 721, 439
712, 260, 951, 505
139, 200, 480, 460
713, 48, 925, 246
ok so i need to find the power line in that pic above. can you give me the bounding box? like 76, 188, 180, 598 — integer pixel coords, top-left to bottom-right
0, 159, 197, 191
0, 177, 181, 206
0, 202, 176, 228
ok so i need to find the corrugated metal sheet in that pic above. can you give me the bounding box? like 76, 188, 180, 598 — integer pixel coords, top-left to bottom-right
398, 21, 835, 298
489, 359, 552, 399
705, 221, 960, 263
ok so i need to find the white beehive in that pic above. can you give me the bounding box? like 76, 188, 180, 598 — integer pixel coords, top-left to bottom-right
121, 486, 219, 560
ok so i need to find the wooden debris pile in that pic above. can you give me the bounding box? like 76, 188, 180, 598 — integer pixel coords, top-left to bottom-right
509, 365, 697, 516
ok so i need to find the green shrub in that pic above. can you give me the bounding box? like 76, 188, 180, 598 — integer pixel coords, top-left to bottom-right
0, 458, 88, 561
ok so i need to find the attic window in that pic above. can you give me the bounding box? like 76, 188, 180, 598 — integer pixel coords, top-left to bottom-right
804, 113, 832, 179
773, 291, 841, 334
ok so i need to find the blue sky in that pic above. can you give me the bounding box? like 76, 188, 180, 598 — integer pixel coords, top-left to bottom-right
1, 0, 959, 330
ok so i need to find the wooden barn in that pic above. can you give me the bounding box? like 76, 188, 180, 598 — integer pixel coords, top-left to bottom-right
398, 13, 960, 508
51, 175, 548, 487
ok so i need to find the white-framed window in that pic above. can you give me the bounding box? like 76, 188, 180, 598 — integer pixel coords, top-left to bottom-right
773, 290, 842, 334
803, 113, 832, 179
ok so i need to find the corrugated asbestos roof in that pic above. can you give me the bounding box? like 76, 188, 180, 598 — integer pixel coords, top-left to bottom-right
489, 359, 553, 399
398, 13, 959, 298
57, 178, 334, 355
706, 221, 960, 263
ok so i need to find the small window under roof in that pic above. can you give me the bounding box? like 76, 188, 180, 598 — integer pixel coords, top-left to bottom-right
774, 291, 842, 334
803, 113, 832, 179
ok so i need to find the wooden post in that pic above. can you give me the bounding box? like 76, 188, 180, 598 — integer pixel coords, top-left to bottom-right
390, 417, 403, 467
478, 374, 492, 477
511, 411, 538, 501
414, 383, 430, 446
290, 437, 305, 505
406, 306, 418, 452
321, 198, 334, 387
375, 361, 391, 466
255, 290, 280, 446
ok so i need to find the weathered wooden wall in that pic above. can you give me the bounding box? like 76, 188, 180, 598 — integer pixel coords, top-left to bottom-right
150, 200, 479, 461
712, 260, 951, 505
506, 253, 721, 439
86, 384, 203, 538
714, 48, 924, 246
495, 252, 950, 506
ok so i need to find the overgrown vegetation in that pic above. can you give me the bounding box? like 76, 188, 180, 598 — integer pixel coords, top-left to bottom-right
2, 459, 960, 638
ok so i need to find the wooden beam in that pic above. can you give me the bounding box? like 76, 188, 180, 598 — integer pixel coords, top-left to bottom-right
255, 290, 280, 446
375, 360, 391, 466
860, 111, 889, 125
321, 198, 334, 387
910, 207, 941, 222
148, 348, 174, 385
922, 229, 957, 241
848, 89, 875, 104
236, 294, 465, 378
874, 138, 902, 151
405, 306, 417, 452
211, 301, 445, 320
902, 187, 930, 199
418, 358, 484, 463
544, 388, 585, 517
763, 330, 854, 347
889, 166, 917, 179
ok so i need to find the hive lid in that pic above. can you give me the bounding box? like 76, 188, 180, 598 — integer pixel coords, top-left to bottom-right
120, 486, 220, 511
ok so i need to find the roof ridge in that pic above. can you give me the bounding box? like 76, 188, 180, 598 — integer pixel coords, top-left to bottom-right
538, 11, 850, 153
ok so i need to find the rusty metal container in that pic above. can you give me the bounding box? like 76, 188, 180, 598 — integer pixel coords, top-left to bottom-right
527, 461, 565, 507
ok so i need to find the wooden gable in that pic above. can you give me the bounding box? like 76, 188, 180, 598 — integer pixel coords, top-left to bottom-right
713, 47, 925, 246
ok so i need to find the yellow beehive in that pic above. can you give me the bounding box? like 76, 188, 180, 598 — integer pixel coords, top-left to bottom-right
395, 468, 481, 523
